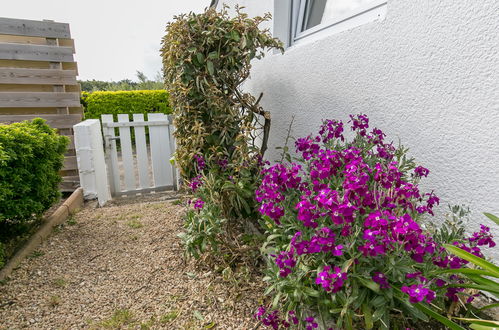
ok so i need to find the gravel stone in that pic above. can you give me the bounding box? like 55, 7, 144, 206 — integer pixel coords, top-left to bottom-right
0, 199, 264, 329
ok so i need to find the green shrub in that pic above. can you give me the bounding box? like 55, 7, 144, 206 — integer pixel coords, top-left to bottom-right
0, 118, 68, 224
82, 90, 172, 120
161, 6, 282, 258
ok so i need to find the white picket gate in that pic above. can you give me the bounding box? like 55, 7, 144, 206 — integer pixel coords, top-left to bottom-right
101, 113, 176, 197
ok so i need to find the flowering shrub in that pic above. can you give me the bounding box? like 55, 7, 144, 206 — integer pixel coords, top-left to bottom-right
255, 115, 495, 329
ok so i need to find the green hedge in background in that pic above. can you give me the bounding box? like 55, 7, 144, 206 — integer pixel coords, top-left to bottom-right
0, 119, 68, 224
82, 90, 172, 120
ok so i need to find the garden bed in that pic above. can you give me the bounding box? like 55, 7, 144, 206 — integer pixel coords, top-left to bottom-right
0, 196, 263, 329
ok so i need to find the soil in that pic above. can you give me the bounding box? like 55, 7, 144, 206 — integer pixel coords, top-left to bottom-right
0, 195, 264, 329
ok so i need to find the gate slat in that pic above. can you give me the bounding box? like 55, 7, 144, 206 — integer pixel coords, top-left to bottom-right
117, 114, 135, 191
132, 114, 150, 189
148, 113, 172, 187
101, 115, 120, 194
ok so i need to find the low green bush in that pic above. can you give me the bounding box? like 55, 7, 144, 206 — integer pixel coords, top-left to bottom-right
82, 90, 172, 120
0, 119, 68, 224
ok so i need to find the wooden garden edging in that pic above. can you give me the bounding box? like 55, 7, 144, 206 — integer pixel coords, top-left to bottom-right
0, 188, 84, 281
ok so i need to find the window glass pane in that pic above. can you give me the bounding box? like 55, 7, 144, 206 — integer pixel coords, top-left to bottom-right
302, 0, 374, 31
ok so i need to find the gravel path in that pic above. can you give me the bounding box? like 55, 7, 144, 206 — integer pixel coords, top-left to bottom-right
0, 198, 263, 329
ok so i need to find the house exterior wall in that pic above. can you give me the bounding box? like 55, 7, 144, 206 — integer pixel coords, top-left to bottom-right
218, 0, 499, 258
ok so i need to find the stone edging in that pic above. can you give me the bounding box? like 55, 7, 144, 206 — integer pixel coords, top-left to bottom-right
0, 188, 84, 281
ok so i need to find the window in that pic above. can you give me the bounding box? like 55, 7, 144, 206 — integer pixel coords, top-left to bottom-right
291, 0, 387, 45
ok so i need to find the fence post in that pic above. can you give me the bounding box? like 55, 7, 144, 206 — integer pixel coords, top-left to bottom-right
73, 119, 111, 206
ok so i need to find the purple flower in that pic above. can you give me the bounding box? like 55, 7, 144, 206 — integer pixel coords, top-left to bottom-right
319, 119, 344, 142
372, 272, 390, 289
305, 316, 319, 330
193, 154, 205, 171
274, 251, 296, 277
414, 166, 430, 178
401, 284, 435, 304
316, 266, 347, 293
349, 114, 369, 136
469, 224, 496, 248
193, 199, 204, 210
189, 175, 203, 192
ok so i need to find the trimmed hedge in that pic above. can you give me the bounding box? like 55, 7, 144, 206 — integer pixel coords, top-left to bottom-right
0, 119, 68, 224
82, 90, 172, 120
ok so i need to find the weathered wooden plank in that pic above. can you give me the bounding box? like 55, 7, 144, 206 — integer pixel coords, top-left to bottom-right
0, 92, 80, 108
0, 17, 70, 38
133, 114, 151, 189
0, 113, 81, 129
0, 42, 74, 62
60, 176, 80, 192
63, 155, 77, 171
0, 35, 75, 53
148, 113, 173, 187
0, 68, 77, 85
117, 114, 135, 191
101, 115, 121, 195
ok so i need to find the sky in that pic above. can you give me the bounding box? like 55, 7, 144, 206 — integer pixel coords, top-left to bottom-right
2, 0, 209, 81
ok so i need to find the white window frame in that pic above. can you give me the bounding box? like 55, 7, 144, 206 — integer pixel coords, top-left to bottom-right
290, 0, 387, 45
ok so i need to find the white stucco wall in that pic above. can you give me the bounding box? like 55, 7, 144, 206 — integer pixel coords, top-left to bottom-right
219, 0, 499, 258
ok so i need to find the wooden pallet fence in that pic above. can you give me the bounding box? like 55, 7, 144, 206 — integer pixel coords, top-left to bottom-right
0, 17, 83, 191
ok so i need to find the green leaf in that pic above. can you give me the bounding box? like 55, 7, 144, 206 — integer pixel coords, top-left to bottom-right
207, 51, 219, 59
414, 303, 466, 330
444, 244, 499, 277
206, 61, 214, 75
302, 287, 320, 298
272, 292, 281, 309
469, 324, 498, 330
484, 213, 499, 226
358, 277, 380, 293
479, 302, 499, 311
230, 30, 240, 41
456, 318, 499, 327
434, 268, 496, 277
196, 52, 205, 64
362, 304, 373, 329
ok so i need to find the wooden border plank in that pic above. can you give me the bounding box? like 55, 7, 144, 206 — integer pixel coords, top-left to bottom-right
0, 42, 74, 62
0, 92, 80, 108
0, 17, 70, 38
0, 113, 81, 128
0, 68, 77, 85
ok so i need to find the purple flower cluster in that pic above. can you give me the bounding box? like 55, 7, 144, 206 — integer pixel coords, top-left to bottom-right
414, 166, 430, 178
469, 224, 496, 248
193, 154, 205, 171
401, 284, 436, 304
319, 119, 344, 143
254, 307, 314, 329
189, 175, 203, 192
372, 272, 390, 289
255, 114, 496, 329
315, 266, 347, 293
193, 199, 204, 210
